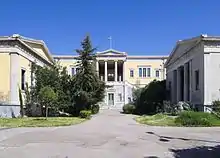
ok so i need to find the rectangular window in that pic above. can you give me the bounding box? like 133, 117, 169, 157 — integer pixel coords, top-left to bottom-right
156, 70, 160, 77
71, 68, 75, 76
139, 68, 142, 77
76, 68, 80, 74
147, 68, 151, 77
21, 69, 26, 90
130, 69, 134, 77
143, 68, 146, 77
128, 97, 132, 103
195, 70, 199, 90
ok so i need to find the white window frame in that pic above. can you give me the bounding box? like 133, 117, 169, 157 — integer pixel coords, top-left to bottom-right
21, 68, 26, 91
129, 69, 134, 78
155, 69, 160, 78
70, 66, 80, 76
138, 66, 151, 78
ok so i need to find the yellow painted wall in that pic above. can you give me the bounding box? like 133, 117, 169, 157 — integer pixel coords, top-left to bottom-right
125, 59, 166, 87
19, 55, 32, 90
56, 57, 166, 87
56, 58, 77, 75
0, 53, 10, 101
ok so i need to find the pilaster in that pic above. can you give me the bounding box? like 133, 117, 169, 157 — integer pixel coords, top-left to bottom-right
96, 60, 99, 76
184, 63, 189, 101
176, 67, 181, 102
10, 52, 20, 105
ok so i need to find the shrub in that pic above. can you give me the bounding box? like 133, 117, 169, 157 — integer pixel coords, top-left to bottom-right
175, 111, 220, 127
212, 100, 220, 113
135, 80, 167, 115
91, 104, 100, 114
79, 110, 92, 119
123, 104, 135, 114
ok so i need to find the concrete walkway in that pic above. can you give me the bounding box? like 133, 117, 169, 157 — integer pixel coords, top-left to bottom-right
0, 110, 220, 158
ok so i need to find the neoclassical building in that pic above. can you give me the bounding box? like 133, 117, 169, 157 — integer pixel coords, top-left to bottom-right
0, 34, 167, 117
0, 34, 53, 117
165, 34, 220, 111
54, 49, 167, 109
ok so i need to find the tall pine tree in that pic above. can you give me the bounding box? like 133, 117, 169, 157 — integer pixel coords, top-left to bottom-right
71, 35, 106, 113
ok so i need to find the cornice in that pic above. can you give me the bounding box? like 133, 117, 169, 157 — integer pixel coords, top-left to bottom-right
0, 40, 52, 66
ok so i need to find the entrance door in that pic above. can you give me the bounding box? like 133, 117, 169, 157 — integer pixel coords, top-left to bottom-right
108, 93, 114, 106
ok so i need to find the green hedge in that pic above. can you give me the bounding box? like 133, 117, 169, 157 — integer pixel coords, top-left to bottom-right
123, 104, 135, 114
79, 110, 92, 119
91, 104, 100, 114
175, 111, 220, 127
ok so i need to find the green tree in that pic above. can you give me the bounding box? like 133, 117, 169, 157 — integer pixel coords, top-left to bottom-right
132, 87, 144, 106
30, 63, 73, 115
39, 86, 58, 118
135, 80, 167, 114
71, 35, 106, 114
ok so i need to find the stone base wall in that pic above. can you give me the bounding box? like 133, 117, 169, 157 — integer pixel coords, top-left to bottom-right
0, 104, 20, 118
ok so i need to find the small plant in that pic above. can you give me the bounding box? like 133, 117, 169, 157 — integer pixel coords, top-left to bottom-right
91, 104, 99, 114
39, 86, 58, 118
175, 111, 220, 127
79, 110, 92, 119
123, 104, 135, 114
19, 87, 24, 117
212, 100, 220, 113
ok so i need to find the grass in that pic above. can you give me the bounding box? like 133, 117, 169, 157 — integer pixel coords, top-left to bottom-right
0, 117, 86, 128
135, 113, 177, 126
135, 112, 220, 127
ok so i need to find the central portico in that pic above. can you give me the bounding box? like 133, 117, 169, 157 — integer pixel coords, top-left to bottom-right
95, 49, 131, 109
96, 49, 126, 82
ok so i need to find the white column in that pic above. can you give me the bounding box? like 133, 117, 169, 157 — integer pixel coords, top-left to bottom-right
105, 60, 107, 82
189, 60, 192, 102
173, 70, 177, 103
114, 60, 118, 82
10, 52, 20, 105
176, 67, 181, 102
96, 60, 99, 76
123, 61, 125, 81
184, 63, 189, 101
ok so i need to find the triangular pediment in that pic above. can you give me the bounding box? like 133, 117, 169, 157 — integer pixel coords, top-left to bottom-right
96, 49, 126, 56
20, 38, 54, 64
165, 38, 200, 67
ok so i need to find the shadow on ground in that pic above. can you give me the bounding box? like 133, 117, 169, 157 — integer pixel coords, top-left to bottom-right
146, 131, 220, 143
170, 145, 220, 158
145, 131, 220, 158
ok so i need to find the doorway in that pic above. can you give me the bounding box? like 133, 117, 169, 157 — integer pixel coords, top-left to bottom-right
108, 93, 114, 106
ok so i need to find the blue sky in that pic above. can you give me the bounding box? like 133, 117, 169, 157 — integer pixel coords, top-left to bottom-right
1, 0, 220, 56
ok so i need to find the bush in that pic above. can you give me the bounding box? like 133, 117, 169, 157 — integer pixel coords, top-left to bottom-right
91, 104, 100, 114
135, 80, 167, 115
123, 104, 135, 114
212, 100, 220, 113
79, 110, 92, 119
175, 111, 220, 127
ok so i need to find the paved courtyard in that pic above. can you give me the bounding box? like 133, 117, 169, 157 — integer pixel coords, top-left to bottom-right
0, 110, 220, 158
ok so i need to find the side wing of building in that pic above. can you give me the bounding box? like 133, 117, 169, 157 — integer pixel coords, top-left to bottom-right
0, 34, 53, 117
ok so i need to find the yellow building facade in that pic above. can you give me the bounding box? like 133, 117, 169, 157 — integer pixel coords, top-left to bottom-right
0, 34, 168, 116
0, 34, 53, 117
54, 49, 168, 109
